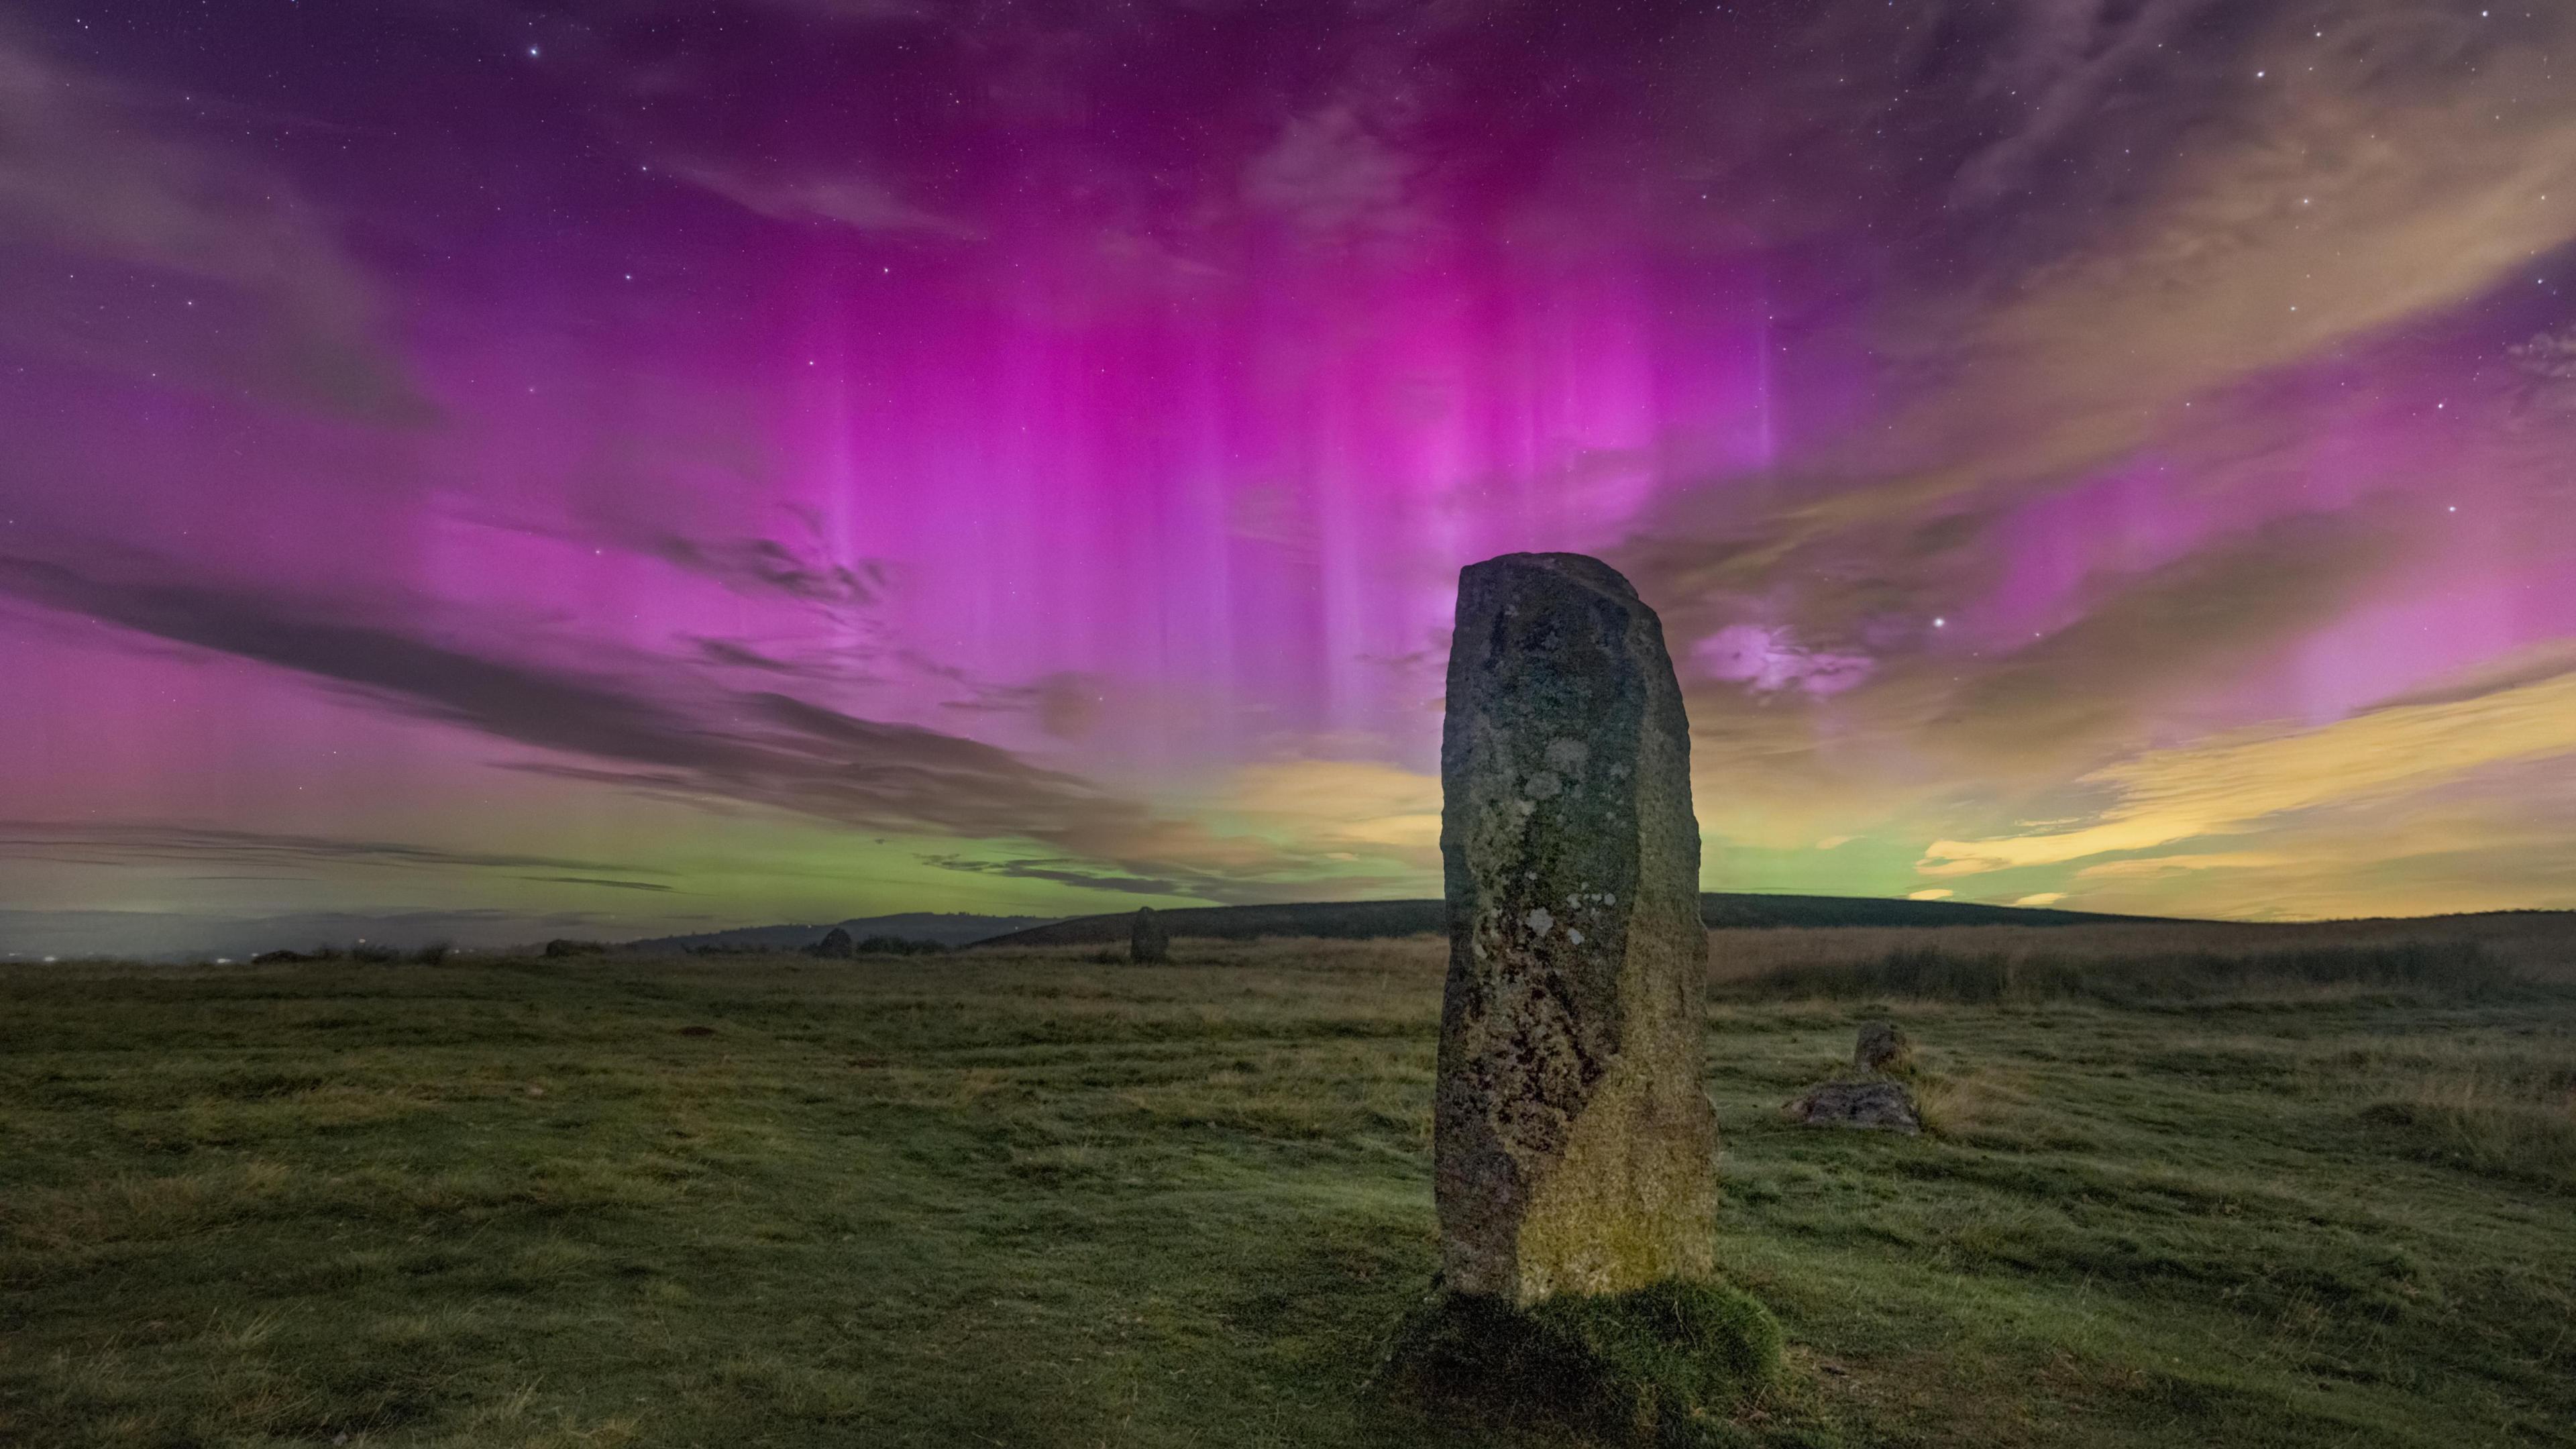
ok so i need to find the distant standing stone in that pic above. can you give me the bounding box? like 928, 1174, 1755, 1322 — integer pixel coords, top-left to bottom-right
1854, 1021, 1911, 1075
810, 926, 856, 959
1436, 551, 1717, 1305
1785, 1079, 1921, 1134
1130, 907, 1170, 964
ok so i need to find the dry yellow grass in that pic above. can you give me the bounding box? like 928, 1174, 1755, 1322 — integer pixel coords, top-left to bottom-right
1705, 914, 2576, 987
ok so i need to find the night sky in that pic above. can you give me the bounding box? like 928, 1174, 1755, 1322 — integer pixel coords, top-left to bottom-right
5, 1, 2575, 954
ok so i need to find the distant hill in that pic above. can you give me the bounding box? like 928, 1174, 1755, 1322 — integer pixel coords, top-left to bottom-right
625, 912, 1059, 954
972, 894, 2171, 948
1695, 894, 2165, 928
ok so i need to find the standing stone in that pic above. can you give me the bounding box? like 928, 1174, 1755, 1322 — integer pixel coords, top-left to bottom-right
1785, 1079, 1921, 1134
1130, 907, 1170, 964
1436, 552, 1717, 1306
810, 926, 856, 959
1853, 1021, 1911, 1075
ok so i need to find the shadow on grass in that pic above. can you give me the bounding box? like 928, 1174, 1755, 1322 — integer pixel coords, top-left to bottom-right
1370, 1278, 1839, 1448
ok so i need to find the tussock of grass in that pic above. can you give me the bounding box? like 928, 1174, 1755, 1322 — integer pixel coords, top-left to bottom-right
2362, 1074, 2576, 1191
1376, 1280, 1794, 1447
1905, 1067, 2059, 1146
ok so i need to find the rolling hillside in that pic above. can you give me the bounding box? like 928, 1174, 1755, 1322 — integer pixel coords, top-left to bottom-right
625, 912, 1059, 953
971, 894, 2170, 948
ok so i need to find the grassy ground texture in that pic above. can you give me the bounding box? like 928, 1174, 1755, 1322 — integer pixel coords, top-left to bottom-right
3, 920, 2571, 1448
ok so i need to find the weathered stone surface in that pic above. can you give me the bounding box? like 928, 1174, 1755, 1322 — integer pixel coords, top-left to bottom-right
1854, 1021, 1911, 1075
1130, 907, 1170, 964
809, 926, 856, 959
1784, 1079, 1921, 1134
1436, 551, 1717, 1306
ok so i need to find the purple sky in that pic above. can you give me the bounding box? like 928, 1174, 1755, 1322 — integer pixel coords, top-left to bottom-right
5, 1, 2575, 953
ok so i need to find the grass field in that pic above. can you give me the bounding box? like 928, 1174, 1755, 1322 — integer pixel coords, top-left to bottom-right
4, 921, 2573, 1447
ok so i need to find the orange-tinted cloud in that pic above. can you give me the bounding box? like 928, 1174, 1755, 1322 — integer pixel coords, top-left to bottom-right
1923, 661, 2576, 877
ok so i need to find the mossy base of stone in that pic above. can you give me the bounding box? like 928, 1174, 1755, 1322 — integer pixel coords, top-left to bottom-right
1374, 1279, 1787, 1448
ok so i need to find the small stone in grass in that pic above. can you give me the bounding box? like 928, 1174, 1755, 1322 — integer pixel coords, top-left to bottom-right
1130, 907, 1171, 964
1784, 1079, 1919, 1134
1854, 1020, 1913, 1074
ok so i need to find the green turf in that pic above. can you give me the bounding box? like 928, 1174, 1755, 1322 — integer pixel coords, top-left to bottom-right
2, 933, 2569, 1447
1375, 1279, 1793, 1447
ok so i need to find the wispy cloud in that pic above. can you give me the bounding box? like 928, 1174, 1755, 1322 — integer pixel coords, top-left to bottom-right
919, 854, 1185, 897
695, 637, 805, 674
673, 161, 977, 238
1243, 105, 1426, 248
1214, 759, 1442, 863
1628, 1, 2576, 600
1919, 506, 2408, 769
0, 821, 665, 878
1947, 0, 2233, 210
935, 670, 1112, 741
0, 552, 1376, 902
0, 38, 431, 421
1601, 1, 2576, 908
646, 534, 886, 608
515, 875, 679, 893
2052, 759, 2576, 919
1921, 663, 2576, 877
1692, 625, 1872, 698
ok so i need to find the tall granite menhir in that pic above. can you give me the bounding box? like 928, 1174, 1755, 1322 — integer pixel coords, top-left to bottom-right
1436, 552, 1717, 1305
